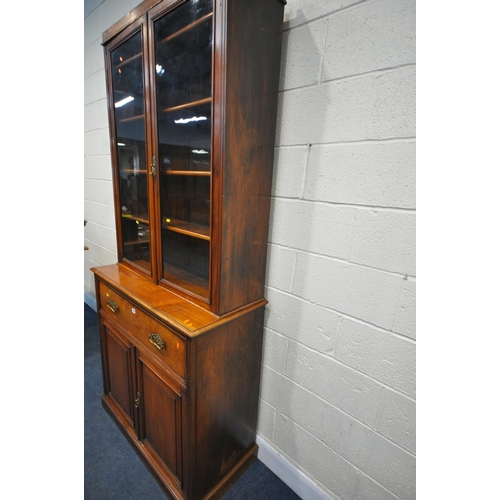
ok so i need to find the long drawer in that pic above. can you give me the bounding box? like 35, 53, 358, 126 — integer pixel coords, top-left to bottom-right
98, 281, 186, 379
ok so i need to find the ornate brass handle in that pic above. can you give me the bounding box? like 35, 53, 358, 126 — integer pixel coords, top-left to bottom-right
149, 333, 166, 351
106, 300, 119, 313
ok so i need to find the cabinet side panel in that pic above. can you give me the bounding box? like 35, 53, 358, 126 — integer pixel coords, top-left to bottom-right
217, 0, 284, 314
192, 306, 265, 498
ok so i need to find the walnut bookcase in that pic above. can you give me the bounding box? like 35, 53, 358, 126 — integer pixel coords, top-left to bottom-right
91, 0, 285, 498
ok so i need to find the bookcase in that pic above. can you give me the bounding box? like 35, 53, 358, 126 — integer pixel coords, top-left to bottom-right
91, 0, 285, 498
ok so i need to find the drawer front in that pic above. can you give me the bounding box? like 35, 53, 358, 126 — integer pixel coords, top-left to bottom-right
99, 281, 186, 379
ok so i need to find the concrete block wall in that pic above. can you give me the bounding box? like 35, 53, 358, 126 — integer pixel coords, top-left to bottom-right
259, 0, 416, 499
84, 0, 416, 498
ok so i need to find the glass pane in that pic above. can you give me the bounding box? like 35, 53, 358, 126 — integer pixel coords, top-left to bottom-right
162, 174, 210, 224
162, 233, 210, 298
155, 0, 212, 45
155, 15, 212, 108
159, 102, 212, 172
155, 1, 213, 298
111, 31, 151, 272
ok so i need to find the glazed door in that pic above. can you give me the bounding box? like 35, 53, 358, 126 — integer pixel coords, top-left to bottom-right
150, 0, 214, 301
135, 349, 185, 491
106, 18, 155, 276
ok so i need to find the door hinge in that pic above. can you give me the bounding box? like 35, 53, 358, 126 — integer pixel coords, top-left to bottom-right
134, 392, 140, 409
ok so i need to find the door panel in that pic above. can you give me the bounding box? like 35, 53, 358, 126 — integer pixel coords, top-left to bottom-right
102, 323, 135, 427
152, 0, 214, 300
137, 352, 184, 486
107, 20, 154, 276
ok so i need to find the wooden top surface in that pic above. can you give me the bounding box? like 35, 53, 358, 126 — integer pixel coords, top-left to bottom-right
92, 263, 220, 337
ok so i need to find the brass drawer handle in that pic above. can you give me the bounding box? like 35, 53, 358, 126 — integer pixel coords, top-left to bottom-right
149, 333, 166, 351
106, 300, 119, 313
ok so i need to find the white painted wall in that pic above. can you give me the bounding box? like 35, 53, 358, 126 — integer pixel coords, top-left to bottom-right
84, 1, 416, 499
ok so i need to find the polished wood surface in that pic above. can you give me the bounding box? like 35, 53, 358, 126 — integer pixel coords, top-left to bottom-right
100, 320, 136, 427
189, 306, 266, 498
102, 0, 163, 44
213, 0, 284, 314
136, 348, 186, 490
99, 280, 187, 379
95, 271, 267, 500
93, 263, 219, 336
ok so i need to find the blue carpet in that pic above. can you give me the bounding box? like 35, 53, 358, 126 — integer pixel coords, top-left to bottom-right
84, 304, 301, 499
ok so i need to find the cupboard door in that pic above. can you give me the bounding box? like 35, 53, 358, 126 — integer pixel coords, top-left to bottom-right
136, 350, 185, 488
151, 0, 214, 301
101, 322, 136, 428
107, 21, 153, 275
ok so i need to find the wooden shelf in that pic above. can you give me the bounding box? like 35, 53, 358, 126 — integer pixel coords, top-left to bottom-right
126, 259, 151, 273
164, 170, 210, 176
122, 214, 149, 225
116, 52, 141, 69
162, 263, 209, 299
121, 169, 148, 175
124, 239, 150, 246
162, 96, 211, 114
119, 114, 145, 123
160, 12, 213, 44
163, 218, 210, 241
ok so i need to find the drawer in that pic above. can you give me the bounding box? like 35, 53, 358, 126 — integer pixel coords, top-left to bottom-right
99, 281, 186, 379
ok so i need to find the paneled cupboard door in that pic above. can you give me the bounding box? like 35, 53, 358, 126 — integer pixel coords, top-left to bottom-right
100, 317, 186, 491
136, 350, 186, 491
152, 0, 213, 300
101, 322, 136, 428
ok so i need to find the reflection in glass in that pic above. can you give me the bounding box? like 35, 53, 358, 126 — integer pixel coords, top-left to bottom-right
155, 1, 213, 298
155, 0, 212, 45
111, 30, 151, 272
155, 15, 212, 109
159, 102, 212, 172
